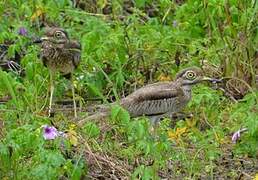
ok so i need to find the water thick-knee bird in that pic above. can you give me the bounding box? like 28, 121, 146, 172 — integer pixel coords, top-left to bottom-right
78, 67, 221, 126
37, 27, 81, 117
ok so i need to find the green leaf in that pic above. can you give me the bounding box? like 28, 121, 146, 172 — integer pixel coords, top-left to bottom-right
0, 71, 18, 105
135, 0, 146, 8
82, 122, 100, 139
86, 82, 107, 103
111, 105, 130, 125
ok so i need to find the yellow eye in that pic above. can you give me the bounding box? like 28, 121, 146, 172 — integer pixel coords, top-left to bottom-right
55, 31, 63, 38
186, 71, 196, 79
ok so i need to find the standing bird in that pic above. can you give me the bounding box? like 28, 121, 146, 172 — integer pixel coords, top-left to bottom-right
38, 27, 81, 118
78, 67, 221, 126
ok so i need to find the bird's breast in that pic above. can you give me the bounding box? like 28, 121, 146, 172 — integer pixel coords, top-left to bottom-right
40, 44, 79, 74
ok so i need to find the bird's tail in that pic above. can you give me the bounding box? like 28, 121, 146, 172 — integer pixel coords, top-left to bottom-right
78, 101, 124, 126
77, 108, 110, 127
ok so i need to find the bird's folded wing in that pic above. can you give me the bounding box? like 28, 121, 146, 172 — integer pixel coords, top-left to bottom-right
126, 86, 183, 103
66, 41, 81, 50
65, 41, 81, 68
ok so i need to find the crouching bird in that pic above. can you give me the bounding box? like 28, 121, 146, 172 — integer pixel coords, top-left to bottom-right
78, 67, 221, 126
37, 27, 81, 118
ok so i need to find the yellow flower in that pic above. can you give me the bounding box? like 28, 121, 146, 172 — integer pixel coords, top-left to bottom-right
168, 127, 187, 142
31, 6, 44, 21
69, 124, 76, 130
254, 173, 258, 180
67, 129, 78, 146
158, 74, 172, 81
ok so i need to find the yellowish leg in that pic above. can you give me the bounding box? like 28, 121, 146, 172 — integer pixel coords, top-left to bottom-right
149, 115, 162, 138
71, 74, 77, 118
48, 71, 55, 117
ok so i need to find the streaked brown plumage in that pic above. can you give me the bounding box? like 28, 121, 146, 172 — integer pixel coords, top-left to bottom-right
39, 27, 81, 117
41, 27, 81, 75
78, 67, 221, 125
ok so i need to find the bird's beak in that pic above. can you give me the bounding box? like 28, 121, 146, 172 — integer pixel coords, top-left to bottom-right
40, 37, 49, 41
33, 36, 49, 44
202, 77, 222, 83
33, 38, 42, 43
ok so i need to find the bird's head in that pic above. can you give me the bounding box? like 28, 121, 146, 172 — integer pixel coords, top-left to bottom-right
175, 67, 221, 86
39, 27, 69, 44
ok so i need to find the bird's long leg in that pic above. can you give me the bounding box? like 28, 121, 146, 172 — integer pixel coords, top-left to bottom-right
148, 115, 163, 138
149, 114, 163, 125
48, 71, 55, 117
71, 74, 77, 118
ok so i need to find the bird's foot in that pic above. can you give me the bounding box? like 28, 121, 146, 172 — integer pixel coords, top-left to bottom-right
72, 113, 79, 121
48, 108, 55, 118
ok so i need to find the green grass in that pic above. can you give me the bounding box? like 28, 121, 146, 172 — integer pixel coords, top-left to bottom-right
0, 0, 258, 179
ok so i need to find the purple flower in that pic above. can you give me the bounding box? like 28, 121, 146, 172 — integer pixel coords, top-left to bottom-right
231, 128, 248, 144
173, 20, 178, 27
42, 125, 58, 140
18, 27, 28, 36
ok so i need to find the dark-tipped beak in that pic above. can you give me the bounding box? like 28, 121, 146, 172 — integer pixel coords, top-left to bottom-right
33, 37, 49, 43
202, 77, 222, 83
33, 38, 42, 43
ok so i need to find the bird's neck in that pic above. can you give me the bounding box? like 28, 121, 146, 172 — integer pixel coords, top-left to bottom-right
181, 85, 192, 92
181, 85, 192, 102
175, 79, 193, 92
